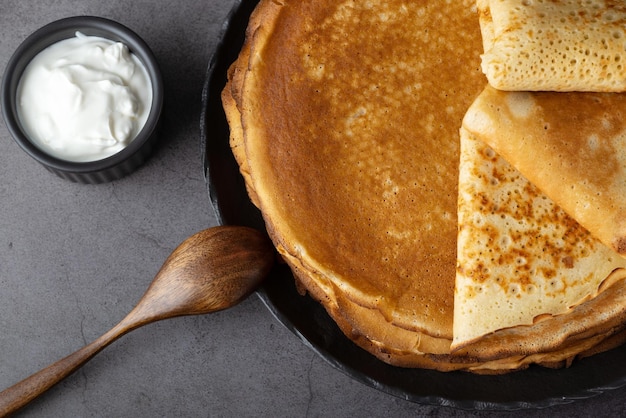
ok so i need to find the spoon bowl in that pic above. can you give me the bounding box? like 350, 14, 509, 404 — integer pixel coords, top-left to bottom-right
0, 225, 275, 415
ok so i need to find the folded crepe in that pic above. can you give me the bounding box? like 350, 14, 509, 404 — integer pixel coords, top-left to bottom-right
454, 127, 626, 348
478, 0, 626, 91
462, 85, 626, 257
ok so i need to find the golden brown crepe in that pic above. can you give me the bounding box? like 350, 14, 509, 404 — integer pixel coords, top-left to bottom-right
478, 0, 626, 92
221, 0, 626, 372
225, 0, 486, 347
454, 127, 626, 348
463, 85, 626, 257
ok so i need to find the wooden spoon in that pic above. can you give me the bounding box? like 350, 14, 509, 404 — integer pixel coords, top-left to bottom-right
0, 225, 275, 416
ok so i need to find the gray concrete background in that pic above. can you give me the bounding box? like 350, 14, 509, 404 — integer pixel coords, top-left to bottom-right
0, 1, 624, 416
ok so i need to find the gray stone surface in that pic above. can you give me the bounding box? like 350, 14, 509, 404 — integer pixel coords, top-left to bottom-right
0, 1, 624, 416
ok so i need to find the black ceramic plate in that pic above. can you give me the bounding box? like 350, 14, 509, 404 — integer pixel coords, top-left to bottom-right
200, 0, 626, 410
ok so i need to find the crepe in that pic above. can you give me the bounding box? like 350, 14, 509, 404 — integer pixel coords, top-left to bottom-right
225, 0, 486, 347
478, 0, 626, 92
454, 127, 626, 348
463, 85, 626, 257
221, 0, 626, 372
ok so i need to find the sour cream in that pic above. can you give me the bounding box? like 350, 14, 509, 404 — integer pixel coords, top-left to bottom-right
17, 32, 152, 162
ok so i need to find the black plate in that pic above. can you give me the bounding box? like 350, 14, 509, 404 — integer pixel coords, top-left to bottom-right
200, 0, 626, 410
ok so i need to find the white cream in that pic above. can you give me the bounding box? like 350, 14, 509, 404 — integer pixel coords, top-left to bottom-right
17, 32, 152, 162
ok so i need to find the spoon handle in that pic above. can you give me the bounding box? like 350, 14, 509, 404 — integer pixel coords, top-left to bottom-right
0, 316, 137, 415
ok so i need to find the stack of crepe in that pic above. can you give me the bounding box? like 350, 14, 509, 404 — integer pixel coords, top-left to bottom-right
221, 0, 626, 373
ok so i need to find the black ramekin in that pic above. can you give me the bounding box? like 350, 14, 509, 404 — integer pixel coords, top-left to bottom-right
1, 16, 163, 184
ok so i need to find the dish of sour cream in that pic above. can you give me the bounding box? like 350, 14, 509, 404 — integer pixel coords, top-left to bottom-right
16, 32, 152, 162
